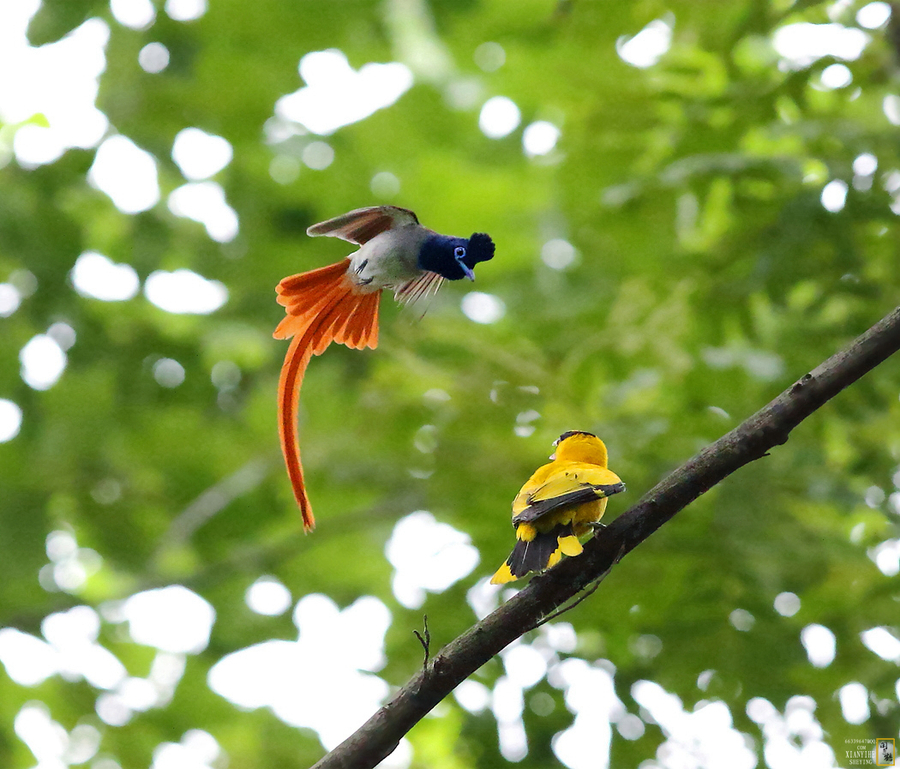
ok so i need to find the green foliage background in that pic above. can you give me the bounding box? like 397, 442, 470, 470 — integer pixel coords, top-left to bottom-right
2, 0, 900, 766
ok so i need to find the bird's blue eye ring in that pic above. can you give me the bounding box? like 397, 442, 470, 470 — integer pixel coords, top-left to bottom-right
454, 246, 466, 258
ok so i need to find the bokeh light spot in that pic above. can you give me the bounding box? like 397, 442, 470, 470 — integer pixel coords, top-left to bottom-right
14, 703, 68, 764
211, 360, 241, 390
821, 179, 848, 212
89, 135, 160, 214
541, 238, 577, 270
774, 591, 801, 617
269, 155, 301, 184
20, 334, 67, 390
820, 63, 852, 89
474, 42, 505, 72
857, 2, 891, 29
245, 577, 293, 616
0, 399, 23, 442
478, 96, 520, 139
801, 623, 836, 667
2, 16, 109, 165
144, 269, 228, 314
13, 124, 64, 167
455, 680, 491, 713
838, 682, 870, 724
151, 730, 221, 769
0, 629, 58, 686
772, 23, 869, 69
208, 594, 391, 749
139, 42, 169, 73
628, 680, 756, 769
502, 643, 547, 688
853, 152, 878, 176
165, 0, 207, 22
123, 585, 215, 654
860, 627, 900, 661
153, 358, 185, 388
523, 120, 560, 157
276, 49, 413, 135
461, 292, 505, 324
371, 171, 400, 197
729, 608, 755, 631
0, 282, 21, 316
48, 322, 76, 351
616, 19, 672, 68
302, 141, 334, 170
168, 181, 239, 242
71, 251, 140, 301
172, 127, 233, 180
111, 0, 156, 30
385, 512, 480, 609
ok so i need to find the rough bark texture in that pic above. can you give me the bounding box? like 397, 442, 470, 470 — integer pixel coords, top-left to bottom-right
313, 305, 900, 769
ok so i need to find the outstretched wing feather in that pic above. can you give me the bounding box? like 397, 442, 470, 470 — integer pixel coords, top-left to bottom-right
306, 206, 419, 245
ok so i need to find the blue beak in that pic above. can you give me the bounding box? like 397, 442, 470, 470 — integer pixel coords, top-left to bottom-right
457, 257, 476, 281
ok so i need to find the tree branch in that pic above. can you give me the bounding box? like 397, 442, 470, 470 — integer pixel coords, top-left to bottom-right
312, 304, 900, 769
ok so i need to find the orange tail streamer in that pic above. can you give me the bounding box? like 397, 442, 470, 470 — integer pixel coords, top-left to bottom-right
274, 259, 380, 531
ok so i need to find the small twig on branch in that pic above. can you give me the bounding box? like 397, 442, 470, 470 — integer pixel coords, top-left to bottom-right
524, 570, 608, 633
412, 615, 431, 672
521, 527, 628, 634
311, 304, 900, 769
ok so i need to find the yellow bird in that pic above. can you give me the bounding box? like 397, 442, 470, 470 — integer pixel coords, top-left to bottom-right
491, 431, 625, 584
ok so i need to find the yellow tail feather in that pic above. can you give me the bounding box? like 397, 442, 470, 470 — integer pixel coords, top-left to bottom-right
490, 562, 516, 585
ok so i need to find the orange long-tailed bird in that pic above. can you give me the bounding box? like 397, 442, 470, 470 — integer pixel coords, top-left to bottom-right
275, 205, 495, 531
491, 431, 625, 583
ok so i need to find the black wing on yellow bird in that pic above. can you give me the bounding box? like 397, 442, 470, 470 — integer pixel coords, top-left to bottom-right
491, 431, 625, 585
513, 481, 626, 524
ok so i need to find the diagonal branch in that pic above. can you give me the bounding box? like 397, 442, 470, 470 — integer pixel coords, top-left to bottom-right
313, 304, 900, 769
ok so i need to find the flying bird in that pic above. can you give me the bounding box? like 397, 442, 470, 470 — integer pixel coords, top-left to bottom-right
274, 205, 495, 531
491, 431, 625, 584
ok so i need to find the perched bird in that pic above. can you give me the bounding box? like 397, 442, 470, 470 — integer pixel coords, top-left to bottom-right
491, 431, 625, 584
274, 205, 495, 531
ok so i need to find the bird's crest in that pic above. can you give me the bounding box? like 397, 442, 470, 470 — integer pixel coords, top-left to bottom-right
464, 232, 495, 269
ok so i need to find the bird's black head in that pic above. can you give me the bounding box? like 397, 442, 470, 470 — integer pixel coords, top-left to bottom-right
418, 232, 495, 281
